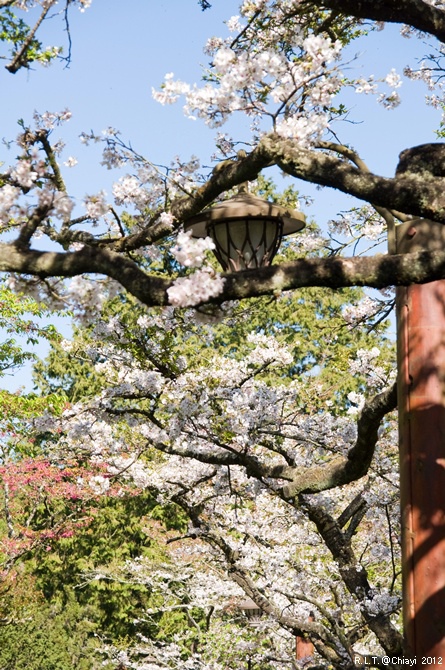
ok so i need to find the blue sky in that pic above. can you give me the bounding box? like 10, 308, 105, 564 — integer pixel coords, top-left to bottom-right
2, 2, 242, 200
1, 1, 443, 389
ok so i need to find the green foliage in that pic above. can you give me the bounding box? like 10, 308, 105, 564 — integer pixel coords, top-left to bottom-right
0, 388, 67, 459
0, 285, 70, 458
0, 576, 102, 670
0, 286, 62, 376
0, 8, 61, 72
0, 9, 39, 52
252, 174, 304, 209
29, 492, 186, 640
32, 325, 103, 402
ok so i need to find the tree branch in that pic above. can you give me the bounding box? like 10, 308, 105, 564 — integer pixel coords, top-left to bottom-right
174, 500, 342, 663
131, 135, 445, 249
5, 0, 58, 74
314, 0, 445, 42
260, 134, 445, 223
302, 498, 404, 657
315, 141, 409, 253
5, 243, 445, 309
282, 383, 397, 498
139, 383, 397, 502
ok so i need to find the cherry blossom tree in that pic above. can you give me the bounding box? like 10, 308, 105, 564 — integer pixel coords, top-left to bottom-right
2, 0, 445, 668
15, 265, 395, 669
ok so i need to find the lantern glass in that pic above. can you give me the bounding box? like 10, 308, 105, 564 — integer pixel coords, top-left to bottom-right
183, 190, 305, 272
208, 217, 282, 272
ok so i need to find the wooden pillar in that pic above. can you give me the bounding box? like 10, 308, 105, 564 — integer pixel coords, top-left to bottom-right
396, 219, 445, 663
296, 613, 315, 663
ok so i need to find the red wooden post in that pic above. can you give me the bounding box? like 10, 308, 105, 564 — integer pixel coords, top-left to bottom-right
397, 219, 445, 663
296, 613, 314, 663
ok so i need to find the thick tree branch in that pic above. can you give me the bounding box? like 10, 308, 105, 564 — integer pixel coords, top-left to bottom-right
5, 242, 445, 307
110, 142, 273, 252
282, 383, 398, 498
260, 134, 445, 222
13, 205, 53, 250
337, 491, 368, 541
213, 249, 445, 298
143, 384, 397, 501
135, 135, 445, 246
314, 0, 445, 42
0, 244, 168, 306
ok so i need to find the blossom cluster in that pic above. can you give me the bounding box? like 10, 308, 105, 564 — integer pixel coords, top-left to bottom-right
153, 1, 410, 149
167, 267, 226, 308
171, 230, 215, 267
167, 230, 225, 307
342, 295, 387, 329
0, 111, 78, 231
348, 347, 394, 391
153, 34, 342, 145
0, 181, 74, 227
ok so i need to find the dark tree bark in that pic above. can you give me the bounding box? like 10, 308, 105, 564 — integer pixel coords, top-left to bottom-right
4, 242, 445, 308
312, 0, 445, 42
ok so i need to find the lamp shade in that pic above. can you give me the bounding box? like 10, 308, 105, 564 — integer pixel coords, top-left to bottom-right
238, 598, 263, 621
184, 192, 305, 271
